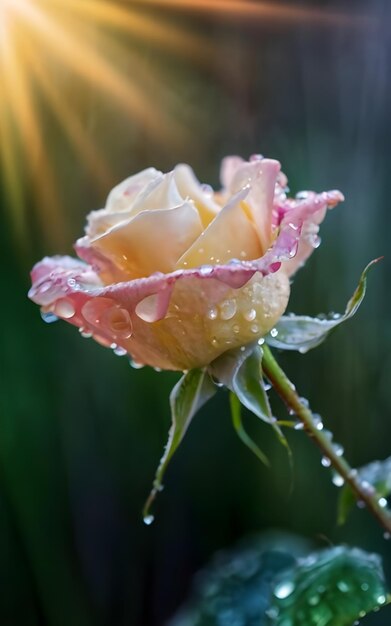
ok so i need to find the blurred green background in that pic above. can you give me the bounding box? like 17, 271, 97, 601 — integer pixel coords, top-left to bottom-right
1, 0, 391, 624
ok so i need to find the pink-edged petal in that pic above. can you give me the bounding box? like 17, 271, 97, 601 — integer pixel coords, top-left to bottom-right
278, 189, 344, 277
90, 201, 204, 279
29, 247, 293, 370
176, 189, 263, 269
105, 167, 163, 212
220, 155, 245, 189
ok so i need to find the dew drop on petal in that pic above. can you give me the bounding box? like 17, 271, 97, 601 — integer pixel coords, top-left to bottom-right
250, 323, 259, 334
105, 307, 133, 338
232, 325, 240, 334
219, 299, 237, 321
243, 308, 256, 322
207, 307, 218, 321
54, 298, 75, 319
129, 359, 144, 369
114, 346, 127, 357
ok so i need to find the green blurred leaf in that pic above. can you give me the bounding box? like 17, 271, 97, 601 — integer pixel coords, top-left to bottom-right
266, 259, 381, 353
338, 456, 391, 525
169, 536, 299, 626
143, 368, 216, 521
269, 546, 388, 625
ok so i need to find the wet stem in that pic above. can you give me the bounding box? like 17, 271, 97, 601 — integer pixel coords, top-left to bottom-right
261, 344, 391, 535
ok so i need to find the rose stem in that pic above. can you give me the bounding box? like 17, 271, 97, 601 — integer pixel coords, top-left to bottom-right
262, 344, 391, 535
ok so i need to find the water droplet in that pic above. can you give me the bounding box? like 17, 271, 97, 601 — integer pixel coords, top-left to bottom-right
383, 532, 391, 540
377, 594, 386, 605
361, 583, 369, 592
54, 298, 75, 319
232, 325, 240, 334
129, 359, 144, 369
143, 514, 155, 526
379, 497, 388, 508
219, 299, 237, 320
243, 308, 256, 322
79, 327, 93, 338
250, 323, 259, 334
270, 328, 278, 338
337, 580, 349, 593
207, 307, 218, 320
360, 480, 375, 495
333, 443, 344, 456
211, 337, 219, 347
199, 265, 213, 276
274, 580, 295, 599
106, 307, 133, 338
357, 500, 366, 509
114, 346, 127, 356
201, 183, 213, 196
332, 473, 345, 487
294, 422, 304, 430
321, 456, 331, 468
40, 311, 59, 324
313, 414, 323, 430
258, 337, 265, 345
299, 397, 309, 408
250, 153, 263, 161
308, 594, 320, 606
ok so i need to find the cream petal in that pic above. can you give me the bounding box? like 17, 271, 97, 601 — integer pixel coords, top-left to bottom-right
91, 202, 203, 279
173, 164, 220, 227
176, 189, 263, 269
105, 167, 163, 212
129, 171, 183, 215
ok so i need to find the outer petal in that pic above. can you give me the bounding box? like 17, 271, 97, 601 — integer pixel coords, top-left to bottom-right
278, 189, 344, 277
29, 233, 296, 370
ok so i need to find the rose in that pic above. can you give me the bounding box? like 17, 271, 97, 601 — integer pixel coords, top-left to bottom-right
29, 155, 343, 371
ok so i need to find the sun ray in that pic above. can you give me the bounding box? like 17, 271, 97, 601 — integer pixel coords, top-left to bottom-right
134, 0, 374, 28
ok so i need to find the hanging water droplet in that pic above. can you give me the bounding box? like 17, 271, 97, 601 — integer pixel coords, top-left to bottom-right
114, 346, 127, 356
257, 337, 265, 345
332, 473, 345, 487
129, 359, 144, 369
263, 381, 272, 391
274, 580, 295, 599
40, 311, 59, 324
377, 594, 386, 605
360, 480, 375, 495
219, 299, 237, 320
313, 414, 323, 430
243, 308, 256, 322
270, 328, 278, 338
379, 497, 388, 508
294, 422, 304, 430
207, 307, 218, 321
333, 443, 344, 456
299, 397, 309, 408
143, 514, 155, 526
54, 298, 75, 319
79, 327, 93, 338
321, 456, 331, 468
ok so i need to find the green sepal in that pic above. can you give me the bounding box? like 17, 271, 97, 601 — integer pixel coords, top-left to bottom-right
143, 368, 216, 521
266, 259, 381, 353
229, 391, 270, 467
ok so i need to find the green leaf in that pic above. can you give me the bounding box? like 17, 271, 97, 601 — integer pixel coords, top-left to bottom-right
169, 536, 300, 626
229, 392, 270, 467
266, 259, 381, 353
338, 456, 391, 525
209, 344, 289, 451
143, 368, 216, 522
269, 546, 388, 625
